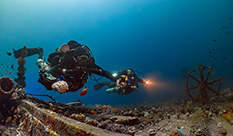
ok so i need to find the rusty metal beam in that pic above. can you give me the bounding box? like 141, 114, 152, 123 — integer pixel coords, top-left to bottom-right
18, 99, 129, 136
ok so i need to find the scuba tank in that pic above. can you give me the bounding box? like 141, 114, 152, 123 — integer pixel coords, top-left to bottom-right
106, 87, 121, 94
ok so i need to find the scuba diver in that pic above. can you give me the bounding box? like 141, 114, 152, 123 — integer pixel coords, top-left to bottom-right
94, 69, 144, 95
13, 40, 147, 95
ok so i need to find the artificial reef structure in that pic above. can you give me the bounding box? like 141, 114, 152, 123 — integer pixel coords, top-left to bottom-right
0, 46, 130, 136
1, 46, 233, 136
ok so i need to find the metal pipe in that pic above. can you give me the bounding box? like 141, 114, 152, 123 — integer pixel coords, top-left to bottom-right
0, 77, 15, 104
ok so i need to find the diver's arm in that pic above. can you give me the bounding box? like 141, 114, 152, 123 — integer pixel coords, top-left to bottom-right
38, 72, 57, 90
66, 63, 118, 81
46, 66, 85, 93
37, 63, 65, 91
93, 64, 118, 81
84, 66, 145, 83
92, 69, 117, 81
46, 66, 75, 93
37, 59, 56, 90
137, 77, 145, 83
39, 71, 71, 93
83, 67, 118, 81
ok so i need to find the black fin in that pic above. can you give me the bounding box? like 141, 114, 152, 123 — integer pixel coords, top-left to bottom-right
93, 81, 109, 91
93, 84, 105, 91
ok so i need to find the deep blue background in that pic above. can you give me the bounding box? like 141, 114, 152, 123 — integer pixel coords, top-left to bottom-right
0, 0, 232, 105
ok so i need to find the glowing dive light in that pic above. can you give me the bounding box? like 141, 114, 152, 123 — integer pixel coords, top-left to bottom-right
112, 73, 118, 77
144, 79, 153, 87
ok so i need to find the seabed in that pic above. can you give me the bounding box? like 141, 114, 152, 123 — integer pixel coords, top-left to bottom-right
0, 57, 233, 135
0, 81, 233, 136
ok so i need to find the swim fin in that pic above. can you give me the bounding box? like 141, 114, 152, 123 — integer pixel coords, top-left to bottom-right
93, 81, 109, 91
13, 47, 43, 59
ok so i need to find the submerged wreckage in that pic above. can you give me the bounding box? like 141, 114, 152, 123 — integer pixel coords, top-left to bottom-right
0, 48, 233, 135
184, 64, 222, 104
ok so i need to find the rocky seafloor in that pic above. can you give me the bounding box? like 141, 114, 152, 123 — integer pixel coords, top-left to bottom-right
0, 87, 233, 136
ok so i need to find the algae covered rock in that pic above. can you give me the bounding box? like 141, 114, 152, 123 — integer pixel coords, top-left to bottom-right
110, 115, 139, 125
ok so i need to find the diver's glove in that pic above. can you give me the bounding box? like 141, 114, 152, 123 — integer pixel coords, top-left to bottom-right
142, 78, 152, 88
51, 80, 68, 94
142, 78, 148, 87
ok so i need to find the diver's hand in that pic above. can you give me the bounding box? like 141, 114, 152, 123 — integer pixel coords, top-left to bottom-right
51, 81, 68, 94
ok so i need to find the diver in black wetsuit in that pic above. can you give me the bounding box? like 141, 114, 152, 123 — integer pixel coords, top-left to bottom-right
13, 40, 147, 95
94, 69, 145, 95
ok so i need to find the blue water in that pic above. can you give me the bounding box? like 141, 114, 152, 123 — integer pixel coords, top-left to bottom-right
0, 0, 232, 105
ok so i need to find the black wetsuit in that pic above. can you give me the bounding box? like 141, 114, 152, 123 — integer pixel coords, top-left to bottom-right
38, 41, 116, 92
